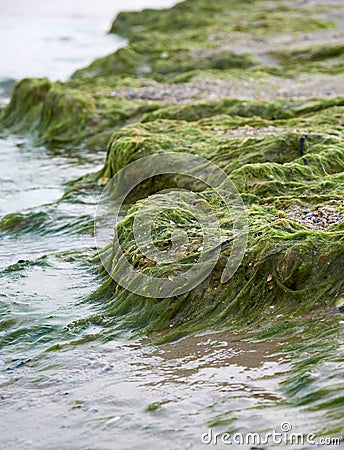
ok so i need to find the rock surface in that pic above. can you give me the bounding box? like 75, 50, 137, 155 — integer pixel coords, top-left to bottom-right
1, 0, 343, 340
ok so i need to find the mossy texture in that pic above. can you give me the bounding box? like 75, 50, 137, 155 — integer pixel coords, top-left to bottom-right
1, 79, 97, 145
1, 78, 52, 132
0, 77, 163, 148
73, 0, 335, 81
84, 95, 344, 340
1, 0, 343, 341
2, 0, 343, 146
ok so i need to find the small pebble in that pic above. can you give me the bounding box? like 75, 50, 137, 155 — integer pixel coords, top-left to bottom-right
110, 74, 343, 104
285, 204, 344, 230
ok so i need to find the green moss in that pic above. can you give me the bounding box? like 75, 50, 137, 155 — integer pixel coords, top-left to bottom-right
0, 79, 97, 144
72, 95, 343, 342
1, 0, 343, 343
74, 0, 335, 82
0, 76, 163, 147
38, 85, 97, 143
73, 44, 257, 82
270, 43, 344, 75
1, 0, 342, 437
0, 78, 51, 132
276, 44, 344, 63
99, 98, 344, 190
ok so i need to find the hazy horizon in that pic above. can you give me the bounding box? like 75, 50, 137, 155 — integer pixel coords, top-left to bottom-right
0, 0, 177, 81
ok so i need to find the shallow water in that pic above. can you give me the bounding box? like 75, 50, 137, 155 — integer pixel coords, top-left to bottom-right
0, 1, 343, 449
0, 0, 177, 82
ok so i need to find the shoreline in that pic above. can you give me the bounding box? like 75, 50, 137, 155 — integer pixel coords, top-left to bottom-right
0, 0, 343, 446
0, 0, 343, 338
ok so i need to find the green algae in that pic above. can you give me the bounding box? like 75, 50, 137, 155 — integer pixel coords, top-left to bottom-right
236, 314, 344, 438
1, 0, 343, 341
0, 208, 94, 236
73, 44, 258, 82
145, 402, 162, 412
1, 79, 96, 145
279, 318, 344, 437
77, 95, 344, 343
0, 256, 50, 275
109, 1, 334, 37
0, 0, 343, 442
83, 214, 343, 341
0, 77, 162, 148
1, 0, 343, 147
1, 78, 52, 133
275, 43, 344, 63
141, 99, 295, 122
38, 86, 97, 144
73, 0, 336, 82
270, 43, 344, 76
98, 100, 344, 201
142, 97, 344, 123
2, 89, 343, 343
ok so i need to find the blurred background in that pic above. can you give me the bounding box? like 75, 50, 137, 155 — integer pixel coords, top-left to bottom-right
0, 0, 176, 86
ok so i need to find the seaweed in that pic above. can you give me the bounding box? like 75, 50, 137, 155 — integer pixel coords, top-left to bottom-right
1, 0, 343, 342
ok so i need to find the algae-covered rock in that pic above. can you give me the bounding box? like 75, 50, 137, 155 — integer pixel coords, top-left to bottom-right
90, 218, 343, 339
74, 0, 337, 82
2, 0, 344, 146
88, 96, 344, 340
0, 77, 159, 147
38, 86, 97, 143
1, 79, 97, 144
271, 43, 344, 76
1, 78, 52, 132
1, 0, 344, 340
